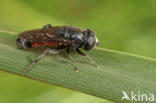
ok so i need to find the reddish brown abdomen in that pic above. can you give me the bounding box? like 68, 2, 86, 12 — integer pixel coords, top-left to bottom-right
31, 42, 58, 47
17, 28, 59, 48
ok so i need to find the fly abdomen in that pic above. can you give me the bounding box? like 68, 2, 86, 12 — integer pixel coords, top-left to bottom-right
16, 38, 32, 49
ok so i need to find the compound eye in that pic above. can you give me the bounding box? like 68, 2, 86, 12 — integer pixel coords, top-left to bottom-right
84, 35, 95, 51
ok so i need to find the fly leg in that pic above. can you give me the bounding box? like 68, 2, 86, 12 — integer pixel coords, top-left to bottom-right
42, 24, 52, 29
67, 46, 78, 72
21, 48, 50, 76
76, 49, 99, 69
21, 48, 61, 76
48, 48, 61, 54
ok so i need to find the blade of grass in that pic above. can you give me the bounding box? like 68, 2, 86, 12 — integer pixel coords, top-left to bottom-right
0, 31, 156, 103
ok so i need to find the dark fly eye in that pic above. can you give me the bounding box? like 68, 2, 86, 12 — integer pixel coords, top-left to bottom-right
84, 35, 95, 51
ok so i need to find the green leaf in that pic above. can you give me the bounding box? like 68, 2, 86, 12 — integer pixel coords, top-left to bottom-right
0, 31, 156, 103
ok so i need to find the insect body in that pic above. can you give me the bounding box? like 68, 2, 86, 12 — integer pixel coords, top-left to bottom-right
17, 24, 100, 75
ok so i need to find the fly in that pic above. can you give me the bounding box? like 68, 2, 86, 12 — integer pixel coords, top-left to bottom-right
16, 24, 100, 75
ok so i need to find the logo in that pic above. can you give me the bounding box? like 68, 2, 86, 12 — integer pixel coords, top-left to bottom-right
122, 91, 154, 102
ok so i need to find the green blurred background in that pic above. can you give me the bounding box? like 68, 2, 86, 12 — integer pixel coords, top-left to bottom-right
0, 0, 156, 103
